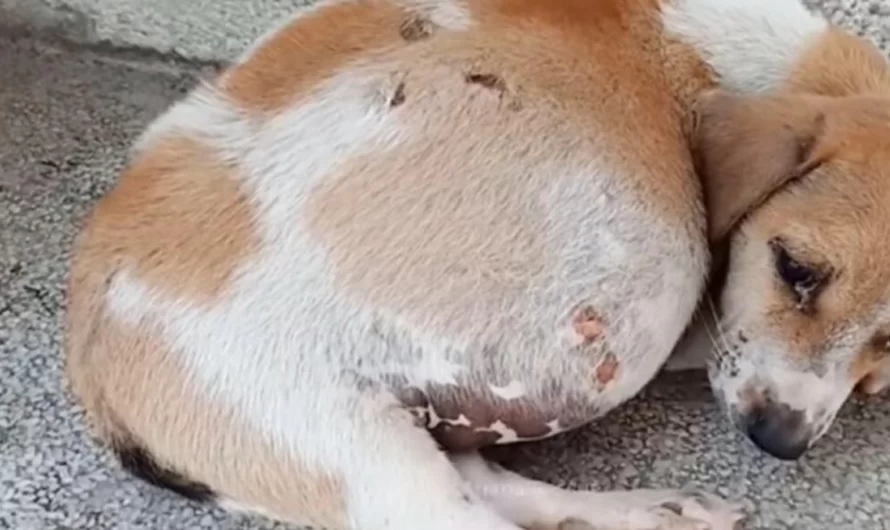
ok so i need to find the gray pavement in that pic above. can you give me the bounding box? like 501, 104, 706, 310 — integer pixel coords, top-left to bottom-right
1, 7, 890, 529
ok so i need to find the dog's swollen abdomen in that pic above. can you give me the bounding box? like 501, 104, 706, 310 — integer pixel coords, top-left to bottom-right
112, 438, 216, 502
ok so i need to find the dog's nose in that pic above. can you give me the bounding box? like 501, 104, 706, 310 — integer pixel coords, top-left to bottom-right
741, 402, 811, 461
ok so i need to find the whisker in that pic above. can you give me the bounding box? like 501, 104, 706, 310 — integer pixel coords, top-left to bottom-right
697, 304, 722, 352
705, 296, 734, 357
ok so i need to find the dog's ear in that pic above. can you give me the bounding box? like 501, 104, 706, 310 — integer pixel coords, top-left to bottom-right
691, 91, 832, 244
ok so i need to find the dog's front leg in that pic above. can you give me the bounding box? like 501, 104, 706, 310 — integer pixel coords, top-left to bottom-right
857, 357, 890, 396
452, 453, 744, 530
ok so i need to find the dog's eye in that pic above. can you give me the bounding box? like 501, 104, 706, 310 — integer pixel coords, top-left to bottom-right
776, 249, 817, 289
771, 240, 823, 303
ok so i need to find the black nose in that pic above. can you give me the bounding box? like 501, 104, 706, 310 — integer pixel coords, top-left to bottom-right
742, 402, 811, 461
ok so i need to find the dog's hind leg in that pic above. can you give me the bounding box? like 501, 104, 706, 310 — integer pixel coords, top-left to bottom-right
451, 452, 745, 530
321, 403, 526, 530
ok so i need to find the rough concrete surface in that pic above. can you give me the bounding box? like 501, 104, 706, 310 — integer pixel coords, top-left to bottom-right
0, 2, 889, 530
0, 0, 887, 64
0, 0, 313, 63
0, 0, 887, 63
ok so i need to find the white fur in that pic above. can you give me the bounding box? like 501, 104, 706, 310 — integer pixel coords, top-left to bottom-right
662, 0, 828, 93
489, 381, 527, 400
452, 452, 744, 529
132, 83, 251, 156
710, 287, 890, 446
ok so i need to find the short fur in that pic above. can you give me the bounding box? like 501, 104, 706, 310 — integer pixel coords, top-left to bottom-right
65, 0, 890, 528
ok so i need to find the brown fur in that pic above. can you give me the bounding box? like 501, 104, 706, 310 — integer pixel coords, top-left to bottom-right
306, 0, 712, 338
691, 91, 831, 243
70, 136, 258, 303
787, 28, 890, 97
857, 357, 890, 395
70, 316, 348, 527
223, 0, 408, 112
746, 99, 890, 363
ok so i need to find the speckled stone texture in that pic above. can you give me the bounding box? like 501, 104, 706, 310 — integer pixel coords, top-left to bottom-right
1, 2, 889, 530
0, 0, 314, 63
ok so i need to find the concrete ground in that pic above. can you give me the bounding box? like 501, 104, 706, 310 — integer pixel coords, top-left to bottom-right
1, 0, 887, 63
0, 0, 313, 63
1, 3, 890, 529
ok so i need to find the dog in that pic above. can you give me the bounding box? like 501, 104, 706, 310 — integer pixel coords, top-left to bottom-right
63, 0, 890, 528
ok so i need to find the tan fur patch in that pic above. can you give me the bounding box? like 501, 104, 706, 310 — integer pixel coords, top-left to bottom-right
691, 91, 830, 243
787, 28, 890, 97
223, 0, 408, 112
851, 347, 887, 385
737, 96, 890, 358
308, 0, 712, 335
694, 23, 890, 368
68, 314, 348, 528
459, 0, 712, 223
661, 34, 720, 113
306, 116, 551, 337
84, 136, 257, 303
855, 355, 890, 395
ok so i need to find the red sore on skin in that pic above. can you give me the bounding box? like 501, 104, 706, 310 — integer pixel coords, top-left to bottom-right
595, 353, 619, 386
573, 306, 604, 344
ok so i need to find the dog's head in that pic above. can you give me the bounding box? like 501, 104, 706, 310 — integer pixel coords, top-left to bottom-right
693, 30, 890, 460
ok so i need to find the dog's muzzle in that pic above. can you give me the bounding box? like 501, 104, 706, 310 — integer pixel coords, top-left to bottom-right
738, 401, 812, 461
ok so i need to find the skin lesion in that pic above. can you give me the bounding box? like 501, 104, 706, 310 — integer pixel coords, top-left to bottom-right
399, 15, 436, 42
593, 352, 620, 389
389, 82, 407, 107
394, 305, 618, 451
572, 305, 605, 345
570, 305, 619, 389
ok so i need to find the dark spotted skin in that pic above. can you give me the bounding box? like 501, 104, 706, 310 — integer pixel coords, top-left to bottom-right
391, 377, 601, 452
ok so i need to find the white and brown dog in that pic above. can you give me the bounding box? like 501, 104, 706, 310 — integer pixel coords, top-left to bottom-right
64, 0, 890, 528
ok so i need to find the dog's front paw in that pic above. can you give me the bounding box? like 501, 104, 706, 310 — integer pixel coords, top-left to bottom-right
640, 489, 745, 530
856, 361, 890, 396
563, 488, 746, 530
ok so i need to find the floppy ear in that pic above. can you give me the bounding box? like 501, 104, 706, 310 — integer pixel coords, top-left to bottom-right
691, 91, 831, 243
